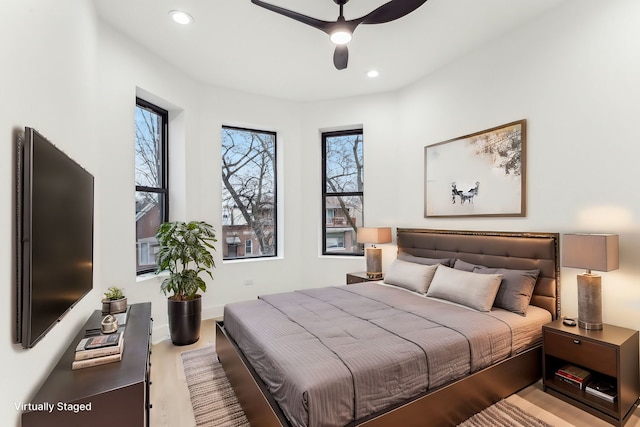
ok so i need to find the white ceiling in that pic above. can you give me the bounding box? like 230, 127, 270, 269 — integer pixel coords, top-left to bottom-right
94, 0, 566, 102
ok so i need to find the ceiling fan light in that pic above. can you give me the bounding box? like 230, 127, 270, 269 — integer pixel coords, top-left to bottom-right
169, 10, 194, 25
330, 30, 352, 45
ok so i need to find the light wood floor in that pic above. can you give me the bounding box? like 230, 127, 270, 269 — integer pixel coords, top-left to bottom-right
150, 319, 640, 427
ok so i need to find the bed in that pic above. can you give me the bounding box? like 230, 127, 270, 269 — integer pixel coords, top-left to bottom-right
216, 228, 560, 427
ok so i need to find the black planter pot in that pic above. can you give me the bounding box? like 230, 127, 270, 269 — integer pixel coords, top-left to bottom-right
167, 295, 202, 346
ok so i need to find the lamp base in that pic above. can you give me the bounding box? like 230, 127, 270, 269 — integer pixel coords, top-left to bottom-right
365, 247, 383, 280
577, 273, 603, 330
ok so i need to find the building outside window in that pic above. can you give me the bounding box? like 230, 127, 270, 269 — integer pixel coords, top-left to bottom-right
322, 129, 364, 256
135, 98, 168, 274
221, 126, 277, 260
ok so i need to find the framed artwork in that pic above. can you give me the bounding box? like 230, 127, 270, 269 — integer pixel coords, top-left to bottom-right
424, 119, 526, 217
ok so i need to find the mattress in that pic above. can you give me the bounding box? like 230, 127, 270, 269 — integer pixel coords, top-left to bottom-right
223, 283, 551, 427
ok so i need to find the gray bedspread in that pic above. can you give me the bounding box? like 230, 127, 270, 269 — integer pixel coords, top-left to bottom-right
223, 283, 527, 427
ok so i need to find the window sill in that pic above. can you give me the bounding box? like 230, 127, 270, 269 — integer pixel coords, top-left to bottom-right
136, 270, 167, 283
321, 254, 364, 259
223, 256, 284, 265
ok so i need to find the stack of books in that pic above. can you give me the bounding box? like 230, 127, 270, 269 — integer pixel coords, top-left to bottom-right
585, 380, 617, 403
555, 364, 591, 390
72, 330, 125, 370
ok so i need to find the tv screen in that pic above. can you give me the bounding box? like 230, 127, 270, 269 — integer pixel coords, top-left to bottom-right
17, 127, 94, 348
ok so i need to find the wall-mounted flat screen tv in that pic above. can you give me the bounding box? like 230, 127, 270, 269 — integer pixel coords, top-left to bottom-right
17, 127, 94, 348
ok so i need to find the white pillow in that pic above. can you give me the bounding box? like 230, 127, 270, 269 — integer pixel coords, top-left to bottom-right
426, 265, 502, 312
383, 259, 439, 294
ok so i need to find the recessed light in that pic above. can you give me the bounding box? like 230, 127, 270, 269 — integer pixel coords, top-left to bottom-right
367, 70, 379, 78
169, 10, 194, 25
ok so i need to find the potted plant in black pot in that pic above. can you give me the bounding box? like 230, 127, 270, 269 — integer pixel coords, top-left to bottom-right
155, 221, 217, 345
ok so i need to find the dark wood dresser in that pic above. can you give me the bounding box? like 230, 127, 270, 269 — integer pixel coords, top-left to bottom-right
22, 302, 153, 427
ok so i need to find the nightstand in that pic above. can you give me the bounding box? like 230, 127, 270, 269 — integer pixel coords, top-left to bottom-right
346, 272, 382, 284
542, 319, 640, 426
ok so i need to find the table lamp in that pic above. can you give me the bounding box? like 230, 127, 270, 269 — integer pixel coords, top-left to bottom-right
562, 233, 619, 330
357, 227, 392, 279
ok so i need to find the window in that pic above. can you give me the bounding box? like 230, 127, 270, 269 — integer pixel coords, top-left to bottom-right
322, 130, 364, 256
135, 98, 168, 274
221, 126, 277, 260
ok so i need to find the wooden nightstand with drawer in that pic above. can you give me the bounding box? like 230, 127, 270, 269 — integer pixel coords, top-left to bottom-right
542, 319, 640, 426
346, 272, 381, 284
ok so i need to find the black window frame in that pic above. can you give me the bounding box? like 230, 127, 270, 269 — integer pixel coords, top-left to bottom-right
322, 129, 364, 256
135, 97, 169, 275
221, 125, 278, 261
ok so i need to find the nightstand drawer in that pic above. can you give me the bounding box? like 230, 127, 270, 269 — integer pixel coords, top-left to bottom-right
544, 330, 617, 377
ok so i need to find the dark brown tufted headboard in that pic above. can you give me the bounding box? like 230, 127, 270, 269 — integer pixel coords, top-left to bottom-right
396, 228, 560, 319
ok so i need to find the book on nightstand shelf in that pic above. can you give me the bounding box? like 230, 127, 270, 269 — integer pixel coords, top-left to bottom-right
555, 364, 591, 390
585, 380, 617, 403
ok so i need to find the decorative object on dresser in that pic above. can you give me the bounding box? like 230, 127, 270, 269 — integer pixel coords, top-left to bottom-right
542, 319, 639, 426
424, 119, 526, 218
100, 313, 119, 334
155, 221, 217, 345
562, 233, 619, 330
356, 226, 392, 279
101, 285, 127, 314
21, 303, 153, 427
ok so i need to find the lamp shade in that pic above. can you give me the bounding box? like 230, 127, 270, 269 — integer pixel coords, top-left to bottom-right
562, 234, 619, 272
357, 227, 392, 244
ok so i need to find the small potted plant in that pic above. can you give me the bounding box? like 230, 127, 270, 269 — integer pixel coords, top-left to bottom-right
102, 286, 127, 314
155, 220, 217, 345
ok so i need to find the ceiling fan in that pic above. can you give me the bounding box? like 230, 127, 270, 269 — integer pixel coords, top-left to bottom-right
251, 0, 428, 70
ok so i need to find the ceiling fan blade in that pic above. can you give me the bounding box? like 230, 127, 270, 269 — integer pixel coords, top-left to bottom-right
333, 45, 349, 70
251, 0, 333, 34
361, 0, 429, 25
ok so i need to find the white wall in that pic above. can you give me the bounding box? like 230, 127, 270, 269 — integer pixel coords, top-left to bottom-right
299, 92, 403, 285
299, 0, 640, 328
395, 0, 640, 328
95, 24, 308, 341
1, 2, 305, 425
0, 1, 101, 426
3, 1, 640, 426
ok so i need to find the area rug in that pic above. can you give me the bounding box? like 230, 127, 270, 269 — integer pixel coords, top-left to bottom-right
457, 394, 574, 426
182, 345, 573, 427
181, 345, 249, 427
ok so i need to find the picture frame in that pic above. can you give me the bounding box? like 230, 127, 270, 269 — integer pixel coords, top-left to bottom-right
424, 119, 526, 218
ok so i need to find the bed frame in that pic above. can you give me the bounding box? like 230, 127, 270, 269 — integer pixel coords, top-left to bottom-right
216, 228, 560, 427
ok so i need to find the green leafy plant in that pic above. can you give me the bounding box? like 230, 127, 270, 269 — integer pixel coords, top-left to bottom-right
155, 221, 217, 301
104, 286, 125, 301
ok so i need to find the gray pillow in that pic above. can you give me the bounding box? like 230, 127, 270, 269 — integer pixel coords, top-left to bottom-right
474, 267, 540, 315
426, 265, 502, 312
398, 252, 454, 268
453, 259, 486, 272
384, 259, 440, 294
